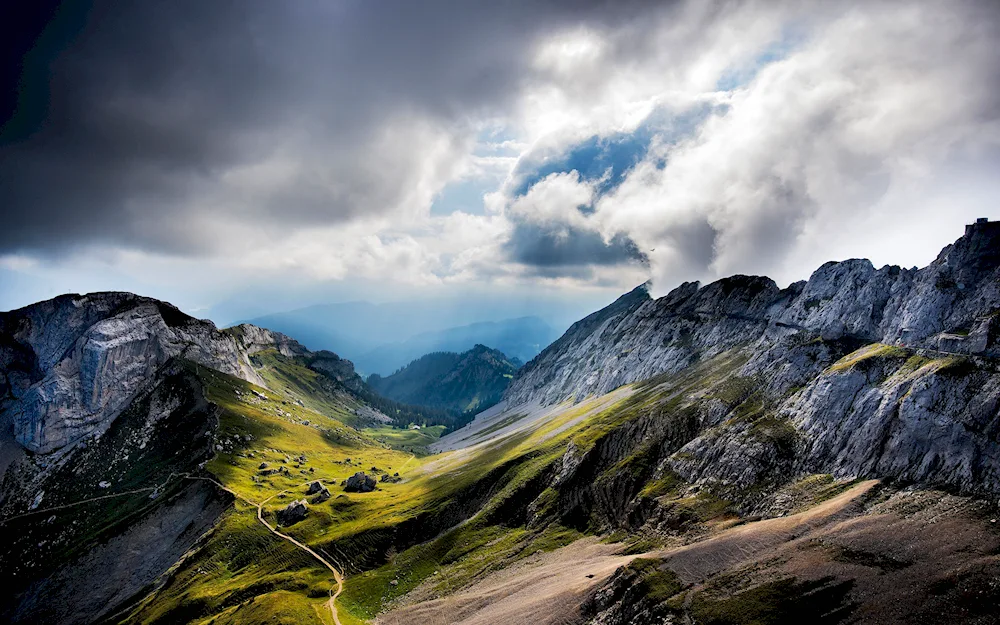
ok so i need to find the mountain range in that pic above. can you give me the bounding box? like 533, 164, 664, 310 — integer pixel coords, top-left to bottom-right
367, 344, 521, 416
242, 304, 557, 375
1, 220, 999, 624
357, 317, 548, 376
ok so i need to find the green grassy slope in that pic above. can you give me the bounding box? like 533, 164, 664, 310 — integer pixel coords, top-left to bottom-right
120, 355, 577, 624
112, 344, 876, 624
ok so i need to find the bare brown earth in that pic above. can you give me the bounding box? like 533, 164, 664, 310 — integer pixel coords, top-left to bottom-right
375, 538, 633, 625
377, 481, 1000, 624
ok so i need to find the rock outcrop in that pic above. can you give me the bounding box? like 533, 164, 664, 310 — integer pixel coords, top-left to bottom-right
344, 472, 376, 493
0, 293, 306, 454
310, 486, 331, 503
306, 351, 365, 394
276, 500, 309, 526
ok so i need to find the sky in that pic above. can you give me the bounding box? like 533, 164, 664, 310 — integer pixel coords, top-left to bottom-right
2, 0, 999, 324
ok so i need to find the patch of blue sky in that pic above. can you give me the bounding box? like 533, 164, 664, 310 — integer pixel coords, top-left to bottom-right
510, 102, 719, 198
430, 126, 522, 216
511, 132, 648, 198
430, 176, 494, 216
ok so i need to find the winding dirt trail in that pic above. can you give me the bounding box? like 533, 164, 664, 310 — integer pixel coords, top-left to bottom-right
0, 473, 347, 625
203, 477, 346, 625
256, 484, 345, 625
0, 471, 194, 524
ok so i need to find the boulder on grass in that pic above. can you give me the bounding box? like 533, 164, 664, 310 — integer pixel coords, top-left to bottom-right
276, 500, 309, 526
343, 472, 376, 493
306, 481, 324, 495
310, 486, 332, 504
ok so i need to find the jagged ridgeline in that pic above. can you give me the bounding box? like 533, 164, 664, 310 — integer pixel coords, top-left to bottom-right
0, 220, 999, 625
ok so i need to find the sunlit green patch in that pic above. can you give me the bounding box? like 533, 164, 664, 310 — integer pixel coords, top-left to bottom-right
123, 505, 335, 625
828, 343, 909, 373
626, 557, 685, 603
363, 425, 446, 454
249, 349, 367, 427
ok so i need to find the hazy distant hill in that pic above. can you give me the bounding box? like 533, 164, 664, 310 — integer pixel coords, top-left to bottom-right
356, 316, 555, 375
242, 304, 558, 375
240, 301, 433, 358
367, 344, 521, 415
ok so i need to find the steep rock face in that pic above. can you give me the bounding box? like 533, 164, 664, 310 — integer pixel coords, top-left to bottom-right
502, 222, 1000, 503
8, 480, 228, 625
504, 277, 797, 406
0, 292, 305, 454
0, 361, 228, 623
505, 223, 1000, 407
787, 356, 1000, 492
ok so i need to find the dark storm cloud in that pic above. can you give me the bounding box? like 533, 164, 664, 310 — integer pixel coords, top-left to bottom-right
504, 222, 647, 269
499, 104, 720, 277
0, 0, 673, 255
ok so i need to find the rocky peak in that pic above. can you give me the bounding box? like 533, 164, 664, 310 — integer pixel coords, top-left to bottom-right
685, 275, 781, 317
0, 292, 306, 455
306, 350, 364, 393
505, 224, 1000, 407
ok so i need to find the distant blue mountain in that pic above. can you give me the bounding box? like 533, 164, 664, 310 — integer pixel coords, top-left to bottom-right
367, 344, 521, 415
241, 304, 559, 376
357, 317, 556, 375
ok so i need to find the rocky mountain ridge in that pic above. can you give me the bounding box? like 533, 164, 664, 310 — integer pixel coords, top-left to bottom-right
506, 221, 1000, 407
1, 292, 319, 455
495, 221, 1000, 503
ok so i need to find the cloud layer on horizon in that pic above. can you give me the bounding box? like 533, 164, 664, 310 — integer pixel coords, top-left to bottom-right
2, 0, 1000, 309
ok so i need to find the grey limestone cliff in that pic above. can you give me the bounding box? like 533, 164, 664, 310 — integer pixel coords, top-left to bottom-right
505, 221, 1000, 407
0, 292, 306, 454
504, 221, 1000, 498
